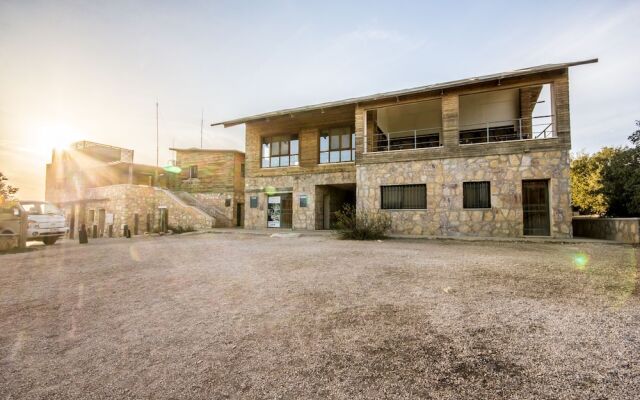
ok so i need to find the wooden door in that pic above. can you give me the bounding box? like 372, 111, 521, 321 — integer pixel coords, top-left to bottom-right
236, 203, 244, 227
522, 180, 550, 236
281, 194, 293, 229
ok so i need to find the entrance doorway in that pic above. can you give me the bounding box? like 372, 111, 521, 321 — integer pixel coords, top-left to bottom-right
98, 209, 106, 237
159, 207, 169, 233
267, 193, 293, 228
522, 180, 550, 236
236, 203, 244, 227
315, 183, 356, 230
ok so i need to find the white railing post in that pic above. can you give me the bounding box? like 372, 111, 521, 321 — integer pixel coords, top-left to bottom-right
518, 118, 523, 140
486, 122, 490, 143
387, 134, 390, 151
414, 130, 417, 149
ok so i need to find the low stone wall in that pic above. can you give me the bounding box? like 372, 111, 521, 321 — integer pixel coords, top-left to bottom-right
60, 185, 214, 238
192, 192, 238, 227
572, 217, 640, 244
0, 235, 19, 251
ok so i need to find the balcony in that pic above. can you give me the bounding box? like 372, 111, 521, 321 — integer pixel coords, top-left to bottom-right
459, 114, 554, 145
371, 126, 441, 152
367, 98, 442, 153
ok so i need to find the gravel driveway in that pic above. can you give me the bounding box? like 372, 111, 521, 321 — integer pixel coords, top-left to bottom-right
1, 232, 639, 399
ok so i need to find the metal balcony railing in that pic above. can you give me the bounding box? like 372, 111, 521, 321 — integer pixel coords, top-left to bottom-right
371, 127, 441, 152
459, 115, 554, 145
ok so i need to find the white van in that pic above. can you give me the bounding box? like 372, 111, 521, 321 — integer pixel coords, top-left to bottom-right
19, 201, 69, 245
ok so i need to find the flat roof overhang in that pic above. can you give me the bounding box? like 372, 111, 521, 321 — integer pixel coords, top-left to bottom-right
212, 58, 597, 128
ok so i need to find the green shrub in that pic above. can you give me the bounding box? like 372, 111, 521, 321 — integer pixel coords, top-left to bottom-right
334, 204, 392, 240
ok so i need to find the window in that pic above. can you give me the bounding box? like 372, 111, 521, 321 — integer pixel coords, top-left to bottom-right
261, 135, 299, 168
189, 165, 198, 179
320, 127, 355, 163
381, 184, 426, 209
463, 181, 491, 209
225, 198, 231, 207
250, 196, 258, 208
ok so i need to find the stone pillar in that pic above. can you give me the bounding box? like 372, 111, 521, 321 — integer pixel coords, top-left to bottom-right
553, 73, 571, 146
441, 93, 459, 148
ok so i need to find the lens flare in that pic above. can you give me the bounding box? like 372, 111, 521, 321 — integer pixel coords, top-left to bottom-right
572, 252, 589, 270
163, 165, 182, 174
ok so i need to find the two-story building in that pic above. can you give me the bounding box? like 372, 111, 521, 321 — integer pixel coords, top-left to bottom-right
213, 59, 597, 237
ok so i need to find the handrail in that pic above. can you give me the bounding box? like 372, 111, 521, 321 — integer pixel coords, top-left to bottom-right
459, 114, 554, 144
370, 126, 442, 152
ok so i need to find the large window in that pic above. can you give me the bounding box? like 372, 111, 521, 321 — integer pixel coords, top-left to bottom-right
262, 135, 299, 168
320, 127, 355, 163
463, 181, 491, 209
381, 184, 426, 209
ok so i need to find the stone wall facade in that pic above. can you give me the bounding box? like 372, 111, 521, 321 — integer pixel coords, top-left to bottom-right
244, 170, 356, 230
357, 150, 572, 238
573, 217, 640, 244
60, 184, 214, 238
171, 149, 245, 227
192, 191, 242, 227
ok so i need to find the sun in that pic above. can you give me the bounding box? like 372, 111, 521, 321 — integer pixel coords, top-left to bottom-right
34, 123, 83, 156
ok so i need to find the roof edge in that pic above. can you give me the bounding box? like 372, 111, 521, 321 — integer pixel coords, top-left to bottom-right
169, 147, 245, 154
212, 58, 598, 128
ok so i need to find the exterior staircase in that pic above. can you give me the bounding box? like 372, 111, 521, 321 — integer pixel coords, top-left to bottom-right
172, 191, 233, 227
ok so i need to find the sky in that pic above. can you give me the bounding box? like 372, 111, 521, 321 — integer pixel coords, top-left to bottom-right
1, 0, 639, 200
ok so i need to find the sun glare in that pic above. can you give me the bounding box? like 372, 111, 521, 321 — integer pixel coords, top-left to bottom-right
34, 123, 82, 156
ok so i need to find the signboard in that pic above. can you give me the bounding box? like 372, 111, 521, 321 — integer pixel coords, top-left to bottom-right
105, 213, 114, 225
299, 194, 308, 208
267, 196, 281, 228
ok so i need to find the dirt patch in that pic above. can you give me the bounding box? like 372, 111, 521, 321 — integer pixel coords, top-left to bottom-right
0, 234, 638, 399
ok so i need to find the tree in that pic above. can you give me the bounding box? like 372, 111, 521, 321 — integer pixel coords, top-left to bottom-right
600, 121, 640, 217
570, 148, 615, 215
0, 172, 19, 205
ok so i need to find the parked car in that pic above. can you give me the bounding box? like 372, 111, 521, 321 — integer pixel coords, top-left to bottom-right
19, 201, 69, 245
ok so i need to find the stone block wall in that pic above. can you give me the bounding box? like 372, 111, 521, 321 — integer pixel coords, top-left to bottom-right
61, 184, 214, 238
192, 192, 241, 227
573, 217, 640, 244
357, 150, 572, 238
244, 170, 356, 229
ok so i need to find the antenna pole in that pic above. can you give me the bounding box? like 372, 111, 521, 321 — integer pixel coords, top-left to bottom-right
200, 108, 204, 148
155, 100, 159, 185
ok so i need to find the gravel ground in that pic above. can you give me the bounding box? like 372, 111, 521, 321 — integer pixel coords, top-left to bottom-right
1, 232, 639, 399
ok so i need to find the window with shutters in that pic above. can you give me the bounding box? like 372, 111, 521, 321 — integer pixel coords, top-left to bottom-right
463, 181, 491, 209
381, 184, 426, 210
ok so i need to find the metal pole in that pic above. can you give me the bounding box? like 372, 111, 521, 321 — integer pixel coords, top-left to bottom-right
200, 108, 204, 148
414, 130, 417, 149
155, 101, 159, 186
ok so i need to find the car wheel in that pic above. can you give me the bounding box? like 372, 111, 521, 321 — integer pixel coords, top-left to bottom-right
43, 237, 58, 245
